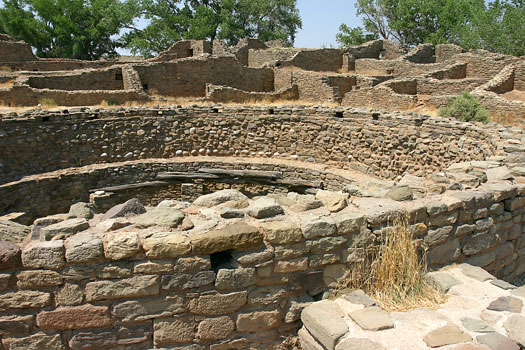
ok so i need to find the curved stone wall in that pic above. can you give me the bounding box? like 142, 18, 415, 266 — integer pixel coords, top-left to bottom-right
1, 181, 524, 350
0, 106, 495, 183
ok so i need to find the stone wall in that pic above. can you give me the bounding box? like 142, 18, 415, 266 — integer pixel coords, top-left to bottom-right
205, 84, 299, 103
0, 180, 524, 349
0, 35, 36, 63
133, 57, 274, 97
0, 107, 495, 183
0, 158, 363, 222
150, 40, 212, 62
26, 67, 125, 91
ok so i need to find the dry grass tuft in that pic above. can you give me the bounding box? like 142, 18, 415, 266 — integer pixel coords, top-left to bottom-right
0, 80, 14, 89
0, 65, 12, 72
490, 112, 524, 127
274, 336, 302, 350
38, 98, 56, 107
335, 215, 446, 312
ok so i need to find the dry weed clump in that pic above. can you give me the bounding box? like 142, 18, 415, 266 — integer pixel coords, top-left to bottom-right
335, 215, 446, 312
274, 336, 302, 350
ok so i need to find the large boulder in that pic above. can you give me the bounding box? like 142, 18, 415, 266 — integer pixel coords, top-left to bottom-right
67, 202, 95, 220
40, 218, 89, 241
194, 189, 248, 207
246, 197, 284, 219
102, 198, 146, 221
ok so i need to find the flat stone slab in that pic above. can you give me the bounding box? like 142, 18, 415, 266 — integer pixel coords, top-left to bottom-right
477, 332, 520, 350
348, 306, 394, 331
504, 315, 525, 347
335, 338, 386, 350
423, 323, 472, 348
427, 271, 462, 293
459, 264, 495, 282
491, 279, 517, 290
302, 300, 348, 350
341, 290, 375, 307
461, 317, 495, 333
102, 198, 146, 221
511, 286, 525, 298
40, 218, 89, 241
487, 296, 523, 313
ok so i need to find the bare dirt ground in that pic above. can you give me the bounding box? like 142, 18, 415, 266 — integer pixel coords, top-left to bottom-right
501, 89, 525, 102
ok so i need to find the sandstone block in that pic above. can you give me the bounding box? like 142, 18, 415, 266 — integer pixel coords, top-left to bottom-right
190, 222, 263, 254
0, 315, 33, 336
462, 317, 495, 333
0, 290, 51, 311
153, 317, 195, 345
22, 240, 65, 269
236, 310, 281, 332
298, 326, 325, 350
215, 267, 256, 290
427, 239, 462, 265
0, 241, 21, 271
301, 216, 337, 239
86, 275, 160, 301
260, 221, 302, 244
188, 291, 247, 316
504, 315, 525, 347
301, 300, 348, 350
40, 218, 89, 241
65, 233, 103, 263
459, 263, 495, 281
134, 260, 173, 274
174, 256, 211, 273
104, 231, 141, 260
36, 305, 112, 330
2, 333, 65, 350
335, 338, 386, 350
197, 316, 235, 342
246, 197, 284, 219
285, 295, 314, 323
332, 212, 366, 235
427, 271, 462, 293
323, 264, 347, 288
143, 232, 191, 259
349, 306, 394, 331
56, 283, 84, 306
161, 271, 216, 290
487, 296, 522, 313
309, 236, 347, 253
194, 189, 248, 207
477, 332, 520, 350
112, 296, 184, 322
68, 202, 94, 219
16, 270, 62, 289
248, 286, 287, 306
233, 248, 273, 266
423, 323, 472, 348
315, 190, 348, 212
134, 207, 185, 228
0, 220, 30, 243
0, 273, 10, 291
275, 257, 308, 273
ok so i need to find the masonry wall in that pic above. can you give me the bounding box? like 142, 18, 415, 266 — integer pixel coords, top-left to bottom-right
26, 68, 125, 91
280, 49, 344, 72
134, 58, 274, 97
0, 159, 355, 222
514, 62, 525, 91
0, 39, 36, 62
0, 107, 496, 184
248, 49, 298, 67
0, 183, 524, 350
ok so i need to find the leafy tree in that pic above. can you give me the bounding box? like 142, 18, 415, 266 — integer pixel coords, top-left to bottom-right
336, 24, 378, 46
439, 92, 489, 124
0, 0, 139, 59
124, 0, 302, 57
337, 0, 524, 56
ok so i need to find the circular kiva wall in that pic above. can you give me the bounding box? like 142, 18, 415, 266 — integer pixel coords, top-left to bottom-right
0, 106, 495, 184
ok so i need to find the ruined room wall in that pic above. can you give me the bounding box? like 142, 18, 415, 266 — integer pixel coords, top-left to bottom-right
247, 49, 298, 67
205, 84, 298, 103
134, 57, 274, 97
280, 49, 344, 72
273, 68, 293, 91
26, 68, 125, 91
0, 36, 37, 62
0, 86, 149, 107
290, 71, 339, 102
0, 107, 495, 184
513, 61, 525, 91
342, 86, 418, 110
435, 44, 465, 63
416, 77, 487, 95
0, 182, 524, 350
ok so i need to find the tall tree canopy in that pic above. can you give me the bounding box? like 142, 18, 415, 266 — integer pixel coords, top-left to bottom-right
0, 0, 139, 60
123, 0, 302, 57
336, 0, 524, 56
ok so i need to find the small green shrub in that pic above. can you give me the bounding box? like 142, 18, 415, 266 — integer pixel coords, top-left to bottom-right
439, 92, 489, 124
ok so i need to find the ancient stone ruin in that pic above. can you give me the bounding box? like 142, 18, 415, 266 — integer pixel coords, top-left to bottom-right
1, 34, 524, 121
0, 35, 525, 350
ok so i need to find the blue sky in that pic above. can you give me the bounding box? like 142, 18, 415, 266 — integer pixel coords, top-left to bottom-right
295, 0, 360, 48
